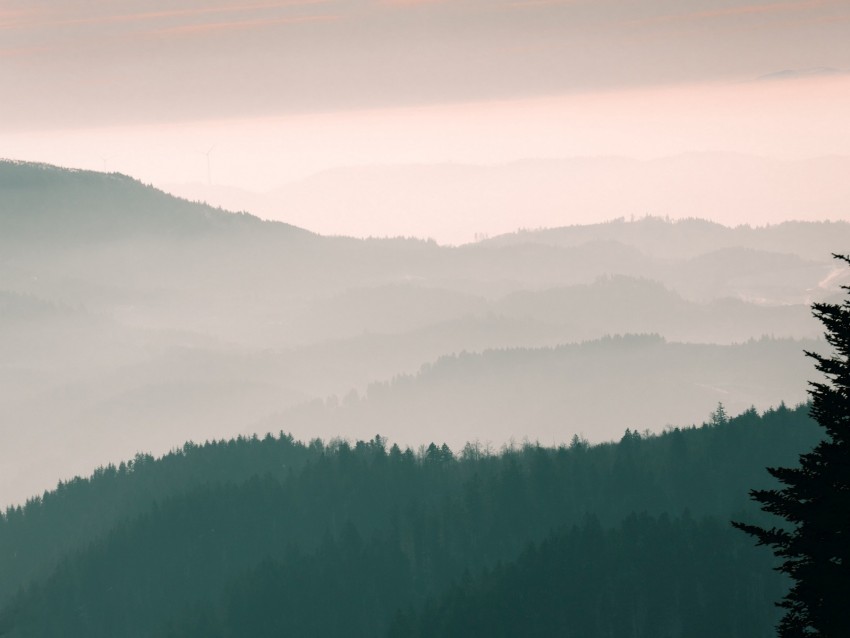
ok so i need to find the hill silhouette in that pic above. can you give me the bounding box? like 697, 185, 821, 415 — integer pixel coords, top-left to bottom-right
0, 404, 822, 637
0, 161, 298, 243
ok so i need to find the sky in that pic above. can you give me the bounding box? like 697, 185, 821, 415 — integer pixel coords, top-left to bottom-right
2, 0, 849, 238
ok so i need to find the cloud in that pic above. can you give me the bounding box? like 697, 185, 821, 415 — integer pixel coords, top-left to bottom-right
0, 7, 51, 29
506, 0, 580, 7
795, 9, 850, 25
757, 66, 847, 81
627, 0, 839, 28
377, 0, 451, 6
0, 1, 331, 30
0, 46, 49, 58
151, 13, 341, 36
3, 0, 848, 129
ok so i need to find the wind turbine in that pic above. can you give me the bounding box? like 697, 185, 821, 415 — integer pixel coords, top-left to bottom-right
100, 153, 115, 173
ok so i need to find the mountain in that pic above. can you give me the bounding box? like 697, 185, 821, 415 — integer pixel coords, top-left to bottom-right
0, 405, 823, 637
0, 161, 290, 243
486, 215, 850, 263
274, 335, 819, 448
164, 154, 850, 245
0, 160, 843, 505
1, 159, 842, 635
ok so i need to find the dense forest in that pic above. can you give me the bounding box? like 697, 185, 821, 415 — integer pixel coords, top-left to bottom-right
0, 403, 821, 637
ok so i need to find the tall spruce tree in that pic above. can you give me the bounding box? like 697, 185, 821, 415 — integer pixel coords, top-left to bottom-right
733, 254, 850, 637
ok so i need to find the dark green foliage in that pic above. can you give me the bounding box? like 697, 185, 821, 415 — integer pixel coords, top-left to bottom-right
734, 255, 850, 638
166, 527, 414, 638
390, 513, 784, 638
0, 406, 823, 637
0, 433, 319, 604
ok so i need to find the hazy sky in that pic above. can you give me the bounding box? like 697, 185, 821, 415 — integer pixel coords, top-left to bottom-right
2, 0, 849, 234
3, 0, 849, 127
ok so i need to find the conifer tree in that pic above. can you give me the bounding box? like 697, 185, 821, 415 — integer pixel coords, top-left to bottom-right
733, 254, 850, 637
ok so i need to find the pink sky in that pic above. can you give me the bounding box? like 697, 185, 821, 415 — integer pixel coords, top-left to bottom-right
3, 0, 848, 129
3, 74, 847, 184
1, 0, 848, 238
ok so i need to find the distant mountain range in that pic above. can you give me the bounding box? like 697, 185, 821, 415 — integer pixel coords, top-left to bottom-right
163, 153, 850, 245
0, 159, 845, 505
274, 335, 818, 448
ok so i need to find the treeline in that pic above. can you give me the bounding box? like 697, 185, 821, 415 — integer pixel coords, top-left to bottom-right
0, 434, 321, 605
0, 403, 820, 637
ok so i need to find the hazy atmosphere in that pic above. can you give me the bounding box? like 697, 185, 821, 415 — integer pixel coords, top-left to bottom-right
3, 0, 850, 241
2, 1, 849, 636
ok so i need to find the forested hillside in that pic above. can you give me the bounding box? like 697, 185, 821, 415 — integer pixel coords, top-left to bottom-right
1, 161, 844, 505
278, 334, 818, 445
0, 161, 285, 242
0, 403, 821, 637
6, 1, 848, 633
389, 513, 781, 638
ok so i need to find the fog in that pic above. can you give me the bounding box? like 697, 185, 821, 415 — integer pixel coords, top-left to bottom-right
4, 1, 850, 634
1, 160, 845, 505
4, 73, 849, 244
166, 153, 850, 244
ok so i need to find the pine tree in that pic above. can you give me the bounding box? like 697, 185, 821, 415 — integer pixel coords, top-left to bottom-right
733, 254, 850, 637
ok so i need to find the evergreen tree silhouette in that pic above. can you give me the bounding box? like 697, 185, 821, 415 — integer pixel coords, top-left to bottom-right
733, 254, 850, 637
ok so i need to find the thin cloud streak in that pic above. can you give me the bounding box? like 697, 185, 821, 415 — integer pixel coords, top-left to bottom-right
0, 0, 332, 31
795, 11, 850, 25
378, 0, 451, 6
0, 7, 51, 28
506, 0, 581, 7
0, 46, 50, 57
2, 0, 847, 129
627, 0, 838, 27
152, 13, 342, 36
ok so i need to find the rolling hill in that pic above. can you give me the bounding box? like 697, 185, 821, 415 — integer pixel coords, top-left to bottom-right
0, 159, 841, 505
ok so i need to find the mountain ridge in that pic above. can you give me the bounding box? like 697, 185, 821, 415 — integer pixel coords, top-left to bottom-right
0, 160, 308, 243
0, 160, 843, 506
161, 153, 850, 245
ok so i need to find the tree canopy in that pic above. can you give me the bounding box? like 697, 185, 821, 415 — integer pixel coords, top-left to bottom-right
734, 254, 850, 637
